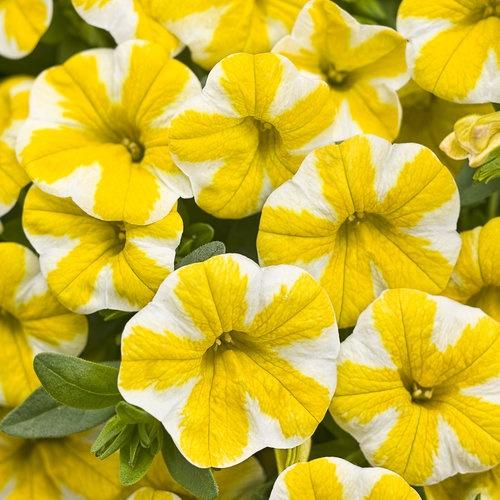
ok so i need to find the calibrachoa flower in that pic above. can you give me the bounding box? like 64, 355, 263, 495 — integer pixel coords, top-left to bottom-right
443, 217, 500, 321
0, 243, 87, 407
169, 52, 335, 219
269, 457, 419, 499
128, 489, 180, 500
0, 0, 52, 59
425, 465, 500, 499
397, 0, 500, 103
273, 0, 409, 141
258, 135, 460, 328
17, 40, 201, 225
330, 288, 500, 486
71, 0, 182, 56
440, 111, 500, 168
397, 81, 493, 174
119, 253, 339, 468
163, 0, 309, 70
0, 431, 125, 498
23, 186, 183, 314
0, 76, 33, 219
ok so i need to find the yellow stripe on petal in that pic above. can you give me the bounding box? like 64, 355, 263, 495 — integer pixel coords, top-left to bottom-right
330, 289, 500, 485
72, 0, 182, 56
170, 53, 334, 219
0, 242, 87, 407
119, 254, 339, 468
258, 135, 460, 328
0, 0, 51, 59
398, 0, 500, 103
269, 457, 419, 499
163, 0, 308, 70
0, 77, 32, 218
444, 217, 500, 321
23, 186, 182, 314
17, 40, 201, 225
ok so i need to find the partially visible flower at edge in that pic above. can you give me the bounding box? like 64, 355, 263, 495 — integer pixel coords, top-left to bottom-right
0, 242, 88, 408
443, 217, 500, 322
0, 0, 52, 59
0, 76, 33, 219
269, 456, 419, 499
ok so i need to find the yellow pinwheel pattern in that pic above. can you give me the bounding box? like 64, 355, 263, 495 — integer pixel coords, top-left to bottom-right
269, 457, 419, 499
330, 288, 500, 485
23, 186, 183, 314
397, 0, 500, 103
17, 40, 201, 225
258, 134, 460, 328
170, 52, 335, 219
274, 0, 409, 141
119, 253, 339, 468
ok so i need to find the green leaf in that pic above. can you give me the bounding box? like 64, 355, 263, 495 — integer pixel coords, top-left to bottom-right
0, 387, 114, 438
185, 223, 215, 247
120, 445, 156, 486
493, 102, 500, 112
474, 150, 500, 183
176, 241, 226, 269
115, 401, 154, 425
162, 431, 218, 500
456, 163, 500, 206
34, 353, 122, 409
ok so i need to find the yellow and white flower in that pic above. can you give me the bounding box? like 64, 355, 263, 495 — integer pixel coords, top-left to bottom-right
0, 0, 52, 59
119, 253, 339, 468
440, 111, 500, 168
0, 76, 33, 219
23, 186, 183, 314
444, 217, 500, 322
397, 81, 494, 174
425, 465, 500, 500
273, 0, 409, 141
0, 242, 87, 408
330, 288, 500, 486
169, 52, 335, 219
162, 0, 309, 70
71, 0, 182, 56
17, 40, 201, 225
269, 457, 419, 499
0, 431, 125, 499
258, 135, 460, 328
397, 0, 500, 103
128, 489, 180, 500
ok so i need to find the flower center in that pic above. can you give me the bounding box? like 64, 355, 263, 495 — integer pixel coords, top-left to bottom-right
250, 118, 280, 152
121, 137, 145, 163
411, 381, 434, 403
0, 307, 20, 330
112, 222, 127, 249
321, 62, 350, 88
482, 0, 499, 17
346, 211, 366, 224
